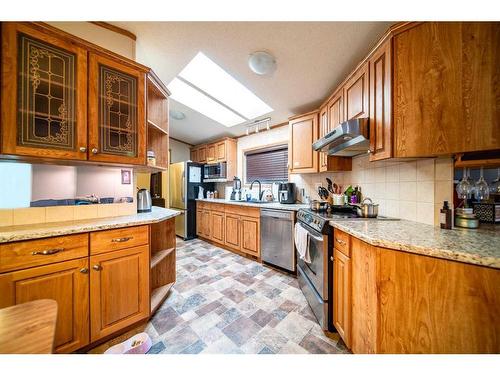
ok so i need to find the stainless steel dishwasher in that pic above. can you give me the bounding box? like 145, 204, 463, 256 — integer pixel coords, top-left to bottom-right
260, 208, 295, 272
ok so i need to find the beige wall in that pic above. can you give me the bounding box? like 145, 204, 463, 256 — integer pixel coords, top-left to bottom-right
170, 139, 191, 164
47, 22, 136, 60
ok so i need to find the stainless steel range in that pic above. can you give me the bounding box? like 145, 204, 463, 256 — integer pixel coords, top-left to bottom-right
296, 207, 358, 332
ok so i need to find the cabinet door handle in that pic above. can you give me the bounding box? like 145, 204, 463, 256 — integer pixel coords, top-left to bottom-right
335, 238, 346, 245
93, 264, 102, 271
91, 148, 98, 154
79, 147, 87, 153
111, 236, 133, 243
80, 268, 89, 274
31, 248, 64, 256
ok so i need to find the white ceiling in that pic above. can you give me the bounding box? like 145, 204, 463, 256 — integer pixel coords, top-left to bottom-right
113, 22, 393, 145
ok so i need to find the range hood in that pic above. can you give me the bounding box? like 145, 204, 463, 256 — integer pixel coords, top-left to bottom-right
312, 118, 369, 157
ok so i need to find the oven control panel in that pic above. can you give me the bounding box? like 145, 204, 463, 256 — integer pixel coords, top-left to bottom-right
297, 209, 326, 233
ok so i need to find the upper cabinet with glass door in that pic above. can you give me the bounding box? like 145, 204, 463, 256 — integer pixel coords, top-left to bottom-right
88, 53, 146, 165
1, 23, 88, 160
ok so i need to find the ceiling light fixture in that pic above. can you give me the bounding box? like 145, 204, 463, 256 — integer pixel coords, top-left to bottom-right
245, 117, 271, 135
248, 51, 277, 76
169, 110, 186, 120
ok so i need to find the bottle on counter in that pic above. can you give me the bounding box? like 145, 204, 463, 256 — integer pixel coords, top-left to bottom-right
440, 201, 452, 229
214, 190, 218, 199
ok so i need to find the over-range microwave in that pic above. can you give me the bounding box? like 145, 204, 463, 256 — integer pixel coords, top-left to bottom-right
204, 162, 227, 182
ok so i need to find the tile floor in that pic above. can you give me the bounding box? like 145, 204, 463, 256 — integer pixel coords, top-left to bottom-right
90, 238, 348, 354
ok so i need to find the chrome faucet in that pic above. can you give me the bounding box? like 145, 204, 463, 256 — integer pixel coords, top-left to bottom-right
250, 180, 264, 200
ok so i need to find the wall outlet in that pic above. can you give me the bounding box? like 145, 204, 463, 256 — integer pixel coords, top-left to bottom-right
314, 182, 323, 191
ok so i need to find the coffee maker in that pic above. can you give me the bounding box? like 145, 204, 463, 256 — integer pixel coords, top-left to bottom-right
278, 183, 295, 204
230, 177, 242, 201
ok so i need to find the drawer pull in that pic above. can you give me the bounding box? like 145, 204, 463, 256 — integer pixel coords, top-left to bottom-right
93, 264, 102, 271
80, 268, 89, 274
335, 238, 346, 245
31, 248, 64, 256
111, 236, 133, 243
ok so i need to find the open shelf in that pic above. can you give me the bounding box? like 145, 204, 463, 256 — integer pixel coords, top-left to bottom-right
150, 247, 175, 269
148, 119, 168, 135
149, 218, 176, 315
146, 70, 170, 170
151, 282, 174, 314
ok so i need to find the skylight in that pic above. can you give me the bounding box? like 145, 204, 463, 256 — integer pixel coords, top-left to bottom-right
168, 52, 273, 127
168, 78, 245, 127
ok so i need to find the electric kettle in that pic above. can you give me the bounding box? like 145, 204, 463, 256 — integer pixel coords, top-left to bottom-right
137, 188, 152, 213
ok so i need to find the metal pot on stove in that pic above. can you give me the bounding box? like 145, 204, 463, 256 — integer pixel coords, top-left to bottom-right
351, 197, 379, 218
309, 200, 329, 211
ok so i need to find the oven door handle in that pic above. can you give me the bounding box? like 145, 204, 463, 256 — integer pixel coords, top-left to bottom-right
299, 222, 324, 242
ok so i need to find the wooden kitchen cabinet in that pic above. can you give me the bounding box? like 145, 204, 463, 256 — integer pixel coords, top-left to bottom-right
347, 233, 500, 354
206, 143, 216, 162
89, 245, 149, 341
344, 62, 369, 121
216, 141, 226, 161
333, 248, 351, 348
240, 216, 260, 257
328, 89, 344, 132
369, 37, 392, 161
351, 236, 378, 354
1, 22, 161, 169
224, 213, 241, 251
210, 211, 225, 245
0, 258, 90, 353
289, 111, 319, 174
1, 22, 88, 161
88, 52, 146, 165
196, 202, 260, 258
393, 22, 500, 157
196, 208, 211, 239
146, 71, 170, 170
198, 145, 207, 162
190, 148, 198, 162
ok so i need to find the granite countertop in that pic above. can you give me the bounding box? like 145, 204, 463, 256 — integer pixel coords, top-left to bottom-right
196, 198, 308, 211
0, 207, 180, 243
329, 219, 500, 269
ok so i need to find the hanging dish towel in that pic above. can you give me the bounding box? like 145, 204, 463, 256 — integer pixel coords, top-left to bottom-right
294, 222, 311, 263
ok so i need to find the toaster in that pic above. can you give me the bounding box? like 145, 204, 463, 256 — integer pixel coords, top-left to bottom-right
137, 188, 152, 213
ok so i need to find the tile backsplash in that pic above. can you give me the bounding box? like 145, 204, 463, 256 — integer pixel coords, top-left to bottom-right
290, 154, 454, 226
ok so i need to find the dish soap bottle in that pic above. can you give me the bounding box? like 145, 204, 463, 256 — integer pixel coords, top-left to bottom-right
440, 201, 452, 229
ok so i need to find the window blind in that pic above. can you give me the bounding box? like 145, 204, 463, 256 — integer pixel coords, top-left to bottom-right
245, 146, 288, 183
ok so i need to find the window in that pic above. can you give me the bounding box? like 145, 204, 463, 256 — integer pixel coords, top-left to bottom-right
168, 52, 273, 127
245, 145, 288, 184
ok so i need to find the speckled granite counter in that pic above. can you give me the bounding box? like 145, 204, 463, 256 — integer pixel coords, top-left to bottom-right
0, 207, 180, 243
329, 219, 500, 269
196, 198, 308, 211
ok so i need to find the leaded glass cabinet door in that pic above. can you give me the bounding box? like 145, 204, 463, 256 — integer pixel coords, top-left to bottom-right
88, 53, 146, 165
1, 23, 88, 160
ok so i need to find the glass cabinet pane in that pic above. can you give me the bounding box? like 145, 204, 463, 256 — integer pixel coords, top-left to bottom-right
98, 66, 138, 157
17, 34, 76, 150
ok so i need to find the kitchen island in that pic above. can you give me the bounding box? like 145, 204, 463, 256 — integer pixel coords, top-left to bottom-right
328, 218, 500, 354
329, 218, 500, 269
0, 207, 180, 353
